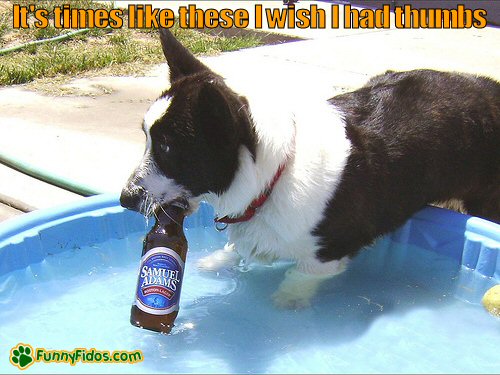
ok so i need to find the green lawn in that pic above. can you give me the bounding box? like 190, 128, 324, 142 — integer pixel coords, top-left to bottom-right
0, 1, 262, 86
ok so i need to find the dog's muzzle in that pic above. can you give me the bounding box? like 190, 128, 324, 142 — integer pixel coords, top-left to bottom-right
119, 186, 146, 212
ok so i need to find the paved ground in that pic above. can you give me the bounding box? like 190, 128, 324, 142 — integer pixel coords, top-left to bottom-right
0, 1, 499, 222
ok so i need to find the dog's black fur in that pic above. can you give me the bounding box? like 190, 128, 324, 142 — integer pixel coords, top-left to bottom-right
150, 73, 256, 197
315, 69, 500, 261
122, 29, 500, 271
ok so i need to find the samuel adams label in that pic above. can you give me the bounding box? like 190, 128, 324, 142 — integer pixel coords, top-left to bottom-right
130, 201, 188, 334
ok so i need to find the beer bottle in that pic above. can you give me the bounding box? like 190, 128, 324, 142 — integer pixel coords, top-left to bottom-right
130, 200, 188, 334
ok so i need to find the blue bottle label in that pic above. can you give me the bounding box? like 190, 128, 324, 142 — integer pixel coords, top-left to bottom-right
134, 247, 184, 315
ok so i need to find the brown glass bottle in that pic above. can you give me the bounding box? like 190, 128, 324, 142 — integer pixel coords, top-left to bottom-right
130, 201, 188, 334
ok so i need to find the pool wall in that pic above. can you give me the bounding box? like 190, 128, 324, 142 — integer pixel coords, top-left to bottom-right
0, 194, 213, 277
0, 194, 498, 283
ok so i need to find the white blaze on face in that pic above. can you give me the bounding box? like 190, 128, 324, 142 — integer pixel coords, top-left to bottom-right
143, 96, 173, 149
124, 96, 187, 210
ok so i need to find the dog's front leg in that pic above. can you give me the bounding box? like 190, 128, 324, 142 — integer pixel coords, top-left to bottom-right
196, 242, 242, 271
272, 256, 349, 309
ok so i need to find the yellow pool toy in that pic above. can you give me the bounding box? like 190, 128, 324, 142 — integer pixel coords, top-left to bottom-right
482, 285, 500, 318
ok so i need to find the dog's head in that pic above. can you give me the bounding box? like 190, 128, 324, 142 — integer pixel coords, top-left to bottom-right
120, 29, 256, 215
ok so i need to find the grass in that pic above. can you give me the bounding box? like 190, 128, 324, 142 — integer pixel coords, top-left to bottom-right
0, 1, 263, 87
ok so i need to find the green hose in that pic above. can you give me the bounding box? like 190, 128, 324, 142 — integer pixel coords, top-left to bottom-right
0, 29, 91, 56
0, 150, 102, 197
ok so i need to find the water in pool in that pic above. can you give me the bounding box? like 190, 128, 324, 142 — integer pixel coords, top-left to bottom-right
0, 226, 498, 374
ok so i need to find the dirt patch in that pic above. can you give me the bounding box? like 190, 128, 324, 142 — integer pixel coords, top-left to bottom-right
25, 63, 162, 97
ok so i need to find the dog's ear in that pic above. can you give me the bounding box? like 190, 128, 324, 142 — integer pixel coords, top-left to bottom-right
159, 28, 208, 83
195, 83, 236, 139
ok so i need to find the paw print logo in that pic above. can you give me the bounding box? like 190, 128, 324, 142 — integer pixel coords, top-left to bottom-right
10, 343, 35, 370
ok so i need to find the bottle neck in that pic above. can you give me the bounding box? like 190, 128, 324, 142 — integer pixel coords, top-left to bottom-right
153, 205, 186, 235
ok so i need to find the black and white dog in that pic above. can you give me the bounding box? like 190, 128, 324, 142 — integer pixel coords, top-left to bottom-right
121, 29, 500, 308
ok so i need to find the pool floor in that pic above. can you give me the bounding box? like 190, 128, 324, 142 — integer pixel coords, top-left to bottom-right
0, 227, 499, 374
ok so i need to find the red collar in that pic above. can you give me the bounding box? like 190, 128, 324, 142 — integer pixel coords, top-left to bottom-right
214, 163, 286, 228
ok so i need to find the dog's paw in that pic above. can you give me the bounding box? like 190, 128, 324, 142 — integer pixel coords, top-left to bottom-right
272, 289, 312, 310
271, 267, 334, 310
196, 243, 241, 272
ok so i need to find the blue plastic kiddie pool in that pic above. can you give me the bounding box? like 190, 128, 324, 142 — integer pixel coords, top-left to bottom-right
0, 194, 498, 374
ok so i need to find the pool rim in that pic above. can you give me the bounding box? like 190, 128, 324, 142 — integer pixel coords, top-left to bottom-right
0, 194, 498, 280
0, 193, 122, 245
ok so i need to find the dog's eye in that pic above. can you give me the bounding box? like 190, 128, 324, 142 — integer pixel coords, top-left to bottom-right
160, 144, 170, 153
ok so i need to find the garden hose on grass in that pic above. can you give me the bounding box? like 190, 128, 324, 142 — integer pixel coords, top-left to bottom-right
0, 150, 102, 199
0, 29, 91, 56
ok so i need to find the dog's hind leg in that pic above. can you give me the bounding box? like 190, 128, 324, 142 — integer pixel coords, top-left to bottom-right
272, 256, 349, 309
